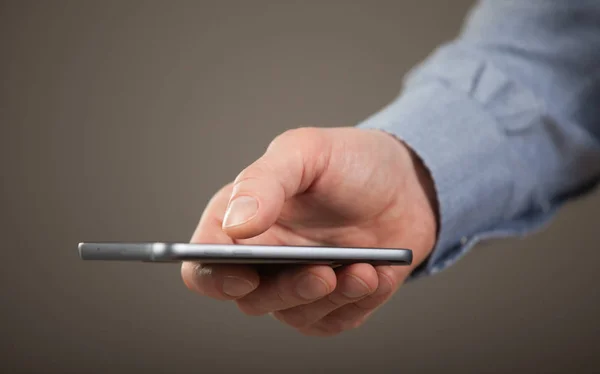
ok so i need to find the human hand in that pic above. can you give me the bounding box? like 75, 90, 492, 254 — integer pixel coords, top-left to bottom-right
181, 127, 438, 336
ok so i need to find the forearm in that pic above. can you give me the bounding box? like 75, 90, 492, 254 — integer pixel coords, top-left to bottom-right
358, 0, 600, 277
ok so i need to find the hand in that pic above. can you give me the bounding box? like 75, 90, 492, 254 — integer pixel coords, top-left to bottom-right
181, 127, 438, 336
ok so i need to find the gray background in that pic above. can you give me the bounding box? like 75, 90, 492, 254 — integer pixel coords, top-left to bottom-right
1, 1, 598, 373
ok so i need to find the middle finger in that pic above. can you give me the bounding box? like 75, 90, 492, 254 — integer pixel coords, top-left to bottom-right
235, 264, 337, 315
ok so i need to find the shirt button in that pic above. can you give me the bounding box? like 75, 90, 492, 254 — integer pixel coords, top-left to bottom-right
460, 236, 468, 245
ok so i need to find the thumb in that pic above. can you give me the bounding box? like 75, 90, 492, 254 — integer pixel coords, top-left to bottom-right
221, 128, 332, 239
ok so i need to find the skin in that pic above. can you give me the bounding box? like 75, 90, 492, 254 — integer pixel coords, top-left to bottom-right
181, 126, 438, 337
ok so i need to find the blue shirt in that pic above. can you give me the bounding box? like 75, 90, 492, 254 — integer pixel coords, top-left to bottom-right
357, 0, 600, 278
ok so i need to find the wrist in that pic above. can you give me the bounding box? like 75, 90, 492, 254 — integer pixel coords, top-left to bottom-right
371, 128, 439, 257
405, 143, 440, 237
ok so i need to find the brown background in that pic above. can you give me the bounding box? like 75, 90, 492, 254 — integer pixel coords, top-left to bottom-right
1, 1, 599, 373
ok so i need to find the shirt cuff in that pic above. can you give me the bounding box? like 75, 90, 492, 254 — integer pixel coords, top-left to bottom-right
357, 58, 556, 278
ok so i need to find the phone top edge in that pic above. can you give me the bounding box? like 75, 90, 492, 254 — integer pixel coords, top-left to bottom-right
78, 242, 412, 250
78, 242, 412, 264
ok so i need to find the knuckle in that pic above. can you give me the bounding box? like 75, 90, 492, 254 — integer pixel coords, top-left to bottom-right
269, 127, 324, 150
354, 291, 388, 311
231, 162, 282, 194
351, 298, 377, 312
233, 164, 269, 185
279, 126, 321, 141
324, 293, 349, 309
235, 281, 294, 316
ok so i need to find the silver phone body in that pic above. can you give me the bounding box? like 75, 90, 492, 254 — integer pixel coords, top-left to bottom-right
78, 242, 412, 266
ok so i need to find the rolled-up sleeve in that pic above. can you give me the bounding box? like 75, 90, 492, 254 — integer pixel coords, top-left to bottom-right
358, 0, 600, 278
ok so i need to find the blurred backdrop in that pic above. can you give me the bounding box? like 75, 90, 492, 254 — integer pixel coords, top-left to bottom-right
1, 1, 599, 373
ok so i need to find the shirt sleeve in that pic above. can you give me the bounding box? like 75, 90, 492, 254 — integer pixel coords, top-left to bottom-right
357, 0, 600, 279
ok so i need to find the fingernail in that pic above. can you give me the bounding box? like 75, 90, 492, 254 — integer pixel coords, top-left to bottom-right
295, 273, 329, 300
222, 276, 255, 297
223, 196, 258, 228
340, 274, 371, 299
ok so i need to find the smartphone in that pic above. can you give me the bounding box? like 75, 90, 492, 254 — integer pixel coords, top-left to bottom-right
78, 242, 412, 266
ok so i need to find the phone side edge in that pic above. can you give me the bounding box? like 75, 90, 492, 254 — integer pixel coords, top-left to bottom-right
78, 242, 155, 261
